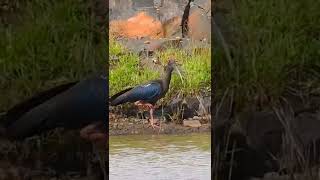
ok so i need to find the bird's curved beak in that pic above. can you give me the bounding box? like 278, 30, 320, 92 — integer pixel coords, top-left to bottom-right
173, 64, 184, 84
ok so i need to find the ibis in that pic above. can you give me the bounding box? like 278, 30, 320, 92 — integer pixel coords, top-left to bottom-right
110, 59, 183, 128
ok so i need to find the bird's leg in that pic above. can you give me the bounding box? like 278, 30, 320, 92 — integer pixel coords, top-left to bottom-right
134, 101, 160, 128
158, 117, 162, 134
149, 106, 160, 129
149, 107, 155, 128
134, 101, 149, 120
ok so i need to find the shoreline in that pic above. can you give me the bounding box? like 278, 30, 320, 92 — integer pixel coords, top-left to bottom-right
109, 114, 211, 136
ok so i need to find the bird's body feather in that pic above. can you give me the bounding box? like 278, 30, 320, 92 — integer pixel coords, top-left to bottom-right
110, 81, 162, 106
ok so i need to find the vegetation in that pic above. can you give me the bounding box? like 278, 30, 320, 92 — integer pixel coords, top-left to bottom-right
0, 0, 105, 111
0, 0, 106, 178
213, 1, 320, 179
109, 37, 211, 102
214, 0, 320, 109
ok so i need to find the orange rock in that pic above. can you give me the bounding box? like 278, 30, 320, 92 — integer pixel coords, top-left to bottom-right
110, 12, 164, 39
110, 12, 182, 39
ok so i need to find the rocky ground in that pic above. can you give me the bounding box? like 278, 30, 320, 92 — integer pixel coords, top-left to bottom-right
109, 94, 211, 136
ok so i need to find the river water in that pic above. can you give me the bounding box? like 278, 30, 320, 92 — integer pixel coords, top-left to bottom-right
109, 133, 211, 180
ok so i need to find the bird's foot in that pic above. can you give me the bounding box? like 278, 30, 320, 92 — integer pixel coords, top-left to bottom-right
150, 123, 160, 129
149, 119, 160, 129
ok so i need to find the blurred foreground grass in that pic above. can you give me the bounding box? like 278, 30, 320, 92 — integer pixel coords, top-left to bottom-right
214, 0, 320, 109
0, 0, 106, 111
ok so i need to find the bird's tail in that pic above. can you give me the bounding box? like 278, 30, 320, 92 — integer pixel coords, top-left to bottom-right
109, 87, 133, 106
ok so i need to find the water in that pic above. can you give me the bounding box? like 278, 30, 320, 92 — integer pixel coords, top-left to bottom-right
109, 133, 211, 180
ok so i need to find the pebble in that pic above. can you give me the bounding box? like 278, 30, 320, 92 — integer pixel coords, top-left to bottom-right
183, 119, 201, 128
193, 116, 201, 120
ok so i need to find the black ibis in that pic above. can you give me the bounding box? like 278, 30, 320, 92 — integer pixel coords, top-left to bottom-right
0, 74, 107, 179
110, 59, 183, 128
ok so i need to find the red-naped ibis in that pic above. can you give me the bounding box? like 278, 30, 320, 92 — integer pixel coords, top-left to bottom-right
110, 59, 183, 128
0, 74, 107, 180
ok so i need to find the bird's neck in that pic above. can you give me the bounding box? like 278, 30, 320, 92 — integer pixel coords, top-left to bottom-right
162, 69, 173, 93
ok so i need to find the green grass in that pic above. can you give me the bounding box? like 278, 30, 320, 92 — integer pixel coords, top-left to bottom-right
109, 38, 211, 102
214, 0, 320, 109
0, 0, 106, 111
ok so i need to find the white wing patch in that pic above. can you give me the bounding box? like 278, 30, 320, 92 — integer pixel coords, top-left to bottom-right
142, 83, 152, 87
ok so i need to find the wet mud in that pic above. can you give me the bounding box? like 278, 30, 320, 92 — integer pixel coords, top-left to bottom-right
109, 113, 211, 136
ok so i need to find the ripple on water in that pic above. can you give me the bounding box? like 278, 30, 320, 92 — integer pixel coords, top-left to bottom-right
110, 133, 211, 180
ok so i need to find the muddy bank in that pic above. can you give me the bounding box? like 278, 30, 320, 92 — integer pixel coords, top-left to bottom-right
109, 95, 211, 135
109, 113, 211, 136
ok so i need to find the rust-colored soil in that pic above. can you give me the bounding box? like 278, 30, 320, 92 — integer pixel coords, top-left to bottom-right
110, 12, 164, 39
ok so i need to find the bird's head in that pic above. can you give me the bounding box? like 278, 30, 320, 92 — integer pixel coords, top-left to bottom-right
165, 59, 177, 72
165, 59, 184, 84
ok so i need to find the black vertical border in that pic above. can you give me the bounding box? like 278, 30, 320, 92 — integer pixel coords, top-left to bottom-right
102, 0, 109, 180
105, 0, 110, 179
211, 1, 215, 180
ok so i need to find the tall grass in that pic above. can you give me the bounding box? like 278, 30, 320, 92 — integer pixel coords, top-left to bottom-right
0, 0, 106, 111
214, 0, 320, 109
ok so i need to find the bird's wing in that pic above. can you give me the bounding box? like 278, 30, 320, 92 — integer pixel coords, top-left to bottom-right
2, 81, 77, 128
133, 82, 162, 101
110, 82, 161, 105
3, 76, 107, 140
109, 87, 133, 103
